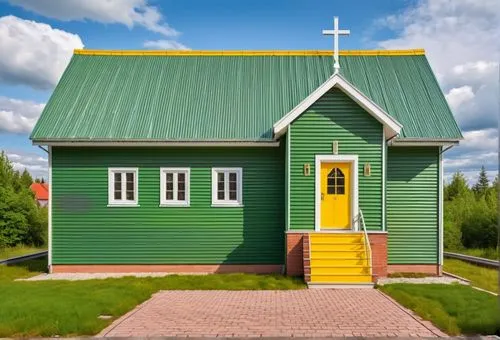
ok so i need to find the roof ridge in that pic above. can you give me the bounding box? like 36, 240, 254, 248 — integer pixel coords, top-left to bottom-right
73, 49, 425, 56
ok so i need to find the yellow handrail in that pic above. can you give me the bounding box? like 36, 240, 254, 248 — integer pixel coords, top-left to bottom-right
359, 210, 373, 276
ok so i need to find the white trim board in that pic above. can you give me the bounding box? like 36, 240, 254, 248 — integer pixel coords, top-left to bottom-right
32, 141, 280, 147
389, 139, 460, 147
286, 126, 291, 230
439, 148, 444, 265
382, 129, 386, 231
273, 73, 402, 139
314, 155, 359, 231
48, 146, 52, 272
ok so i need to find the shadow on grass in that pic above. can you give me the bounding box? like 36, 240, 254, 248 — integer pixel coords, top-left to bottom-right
8, 257, 48, 273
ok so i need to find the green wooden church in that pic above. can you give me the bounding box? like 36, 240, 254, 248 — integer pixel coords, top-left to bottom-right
31, 22, 462, 285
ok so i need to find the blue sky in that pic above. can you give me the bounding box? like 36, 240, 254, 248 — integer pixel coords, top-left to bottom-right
0, 0, 498, 183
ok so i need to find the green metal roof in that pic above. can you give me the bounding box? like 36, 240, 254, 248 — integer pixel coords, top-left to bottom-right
30, 51, 463, 142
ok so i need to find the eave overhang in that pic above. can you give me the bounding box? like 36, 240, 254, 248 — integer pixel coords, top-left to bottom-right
273, 73, 402, 140
31, 139, 280, 147
388, 138, 461, 147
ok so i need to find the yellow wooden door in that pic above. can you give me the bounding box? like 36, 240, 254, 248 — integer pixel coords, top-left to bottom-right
320, 162, 351, 229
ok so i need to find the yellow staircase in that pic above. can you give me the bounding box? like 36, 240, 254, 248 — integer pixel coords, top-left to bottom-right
308, 232, 372, 286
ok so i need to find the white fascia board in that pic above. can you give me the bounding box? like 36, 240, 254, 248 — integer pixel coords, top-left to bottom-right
32, 141, 280, 147
389, 139, 460, 147
273, 73, 402, 139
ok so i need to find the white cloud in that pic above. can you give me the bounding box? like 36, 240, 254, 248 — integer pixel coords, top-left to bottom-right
445, 86, 474, 112
143, 40, 190, 50
0, 97, 45, 133
374, 0, 499, 182
7, 151, 48, 180
9, 0, 179, 37
0, 15, 83, 89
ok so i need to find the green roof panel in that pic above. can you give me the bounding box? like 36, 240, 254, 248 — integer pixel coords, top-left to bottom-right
30, 52, 462, 142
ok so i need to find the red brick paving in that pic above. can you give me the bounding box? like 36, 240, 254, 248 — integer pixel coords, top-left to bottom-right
99, 289, 446, 337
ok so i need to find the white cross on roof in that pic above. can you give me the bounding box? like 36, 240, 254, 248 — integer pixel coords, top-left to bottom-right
322, 17, 350, 74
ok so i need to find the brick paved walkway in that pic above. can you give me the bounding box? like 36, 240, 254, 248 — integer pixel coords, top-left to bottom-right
99, 289, 446, 337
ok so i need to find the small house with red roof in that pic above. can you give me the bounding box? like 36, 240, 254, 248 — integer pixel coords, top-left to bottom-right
30, 183, 49, 207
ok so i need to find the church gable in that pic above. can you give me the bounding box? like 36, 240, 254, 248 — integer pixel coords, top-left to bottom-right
273, 73, 401, 140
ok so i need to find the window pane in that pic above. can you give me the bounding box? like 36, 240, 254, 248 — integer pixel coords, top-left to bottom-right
165, 173, 173, 200
217, 172, 225, 200
178, 173, 185, 191
126, 190, 134, 200
166, 173, 173, 191
126, 172, 134, 182
113, 172, 122, 200
217, 172, 224, 189
337, 177, 345, 186
166, 190, 173, 200
327, 186, 335, 195
228, 172, 237, 200
337, 186, 345, 195
177, 191, 186, 201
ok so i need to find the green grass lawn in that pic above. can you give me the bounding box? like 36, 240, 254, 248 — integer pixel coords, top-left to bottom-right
0, 246, 47, 260
444, 258, 499, 293
450, 248, 499, 260
0, 258, 305, 337
379, 283, 500, 336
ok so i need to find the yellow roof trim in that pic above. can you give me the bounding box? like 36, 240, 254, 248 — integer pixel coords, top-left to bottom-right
73, 49, 425, 56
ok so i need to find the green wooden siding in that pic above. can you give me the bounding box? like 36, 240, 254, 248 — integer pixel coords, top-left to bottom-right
289, 88, 383, 230
387, 147, 439, 264
51, 146, 285, 264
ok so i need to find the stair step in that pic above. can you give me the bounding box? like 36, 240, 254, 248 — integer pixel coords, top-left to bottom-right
310, 274, 372, 283
311, 244, 366, 251
310, 233, 364, 238
311, 250, 368, 258
308, 283, 375, 289
311, 267, 370, 275
311, 259, 370, 267
310, 238, 364, 244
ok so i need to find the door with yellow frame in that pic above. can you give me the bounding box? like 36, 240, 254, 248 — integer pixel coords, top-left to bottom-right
320, 162, 351, 229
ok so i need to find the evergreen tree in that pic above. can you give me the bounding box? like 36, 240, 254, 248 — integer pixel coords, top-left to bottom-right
20, 169, 33, 188
472, 166, 489, 197
445, 171, 469, 201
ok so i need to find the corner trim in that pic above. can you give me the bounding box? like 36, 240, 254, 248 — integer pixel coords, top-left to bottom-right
439, 148, 444, 265
48, 146, 52, 273
382, 129, 386, 231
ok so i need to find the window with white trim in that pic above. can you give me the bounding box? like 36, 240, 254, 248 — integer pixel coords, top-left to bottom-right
108, 168, 138, 206
212, 167, 242, 206
160, 168, 190, 206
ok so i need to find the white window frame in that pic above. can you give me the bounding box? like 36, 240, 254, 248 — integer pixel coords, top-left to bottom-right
211, 167, 243, 207
160, 167, 190, 207
108, 167, 139, 207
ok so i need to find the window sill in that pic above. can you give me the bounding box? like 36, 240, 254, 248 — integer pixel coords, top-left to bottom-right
211, 202, 244, 208
107, 203, 140, 207
159, 203, 190, 207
